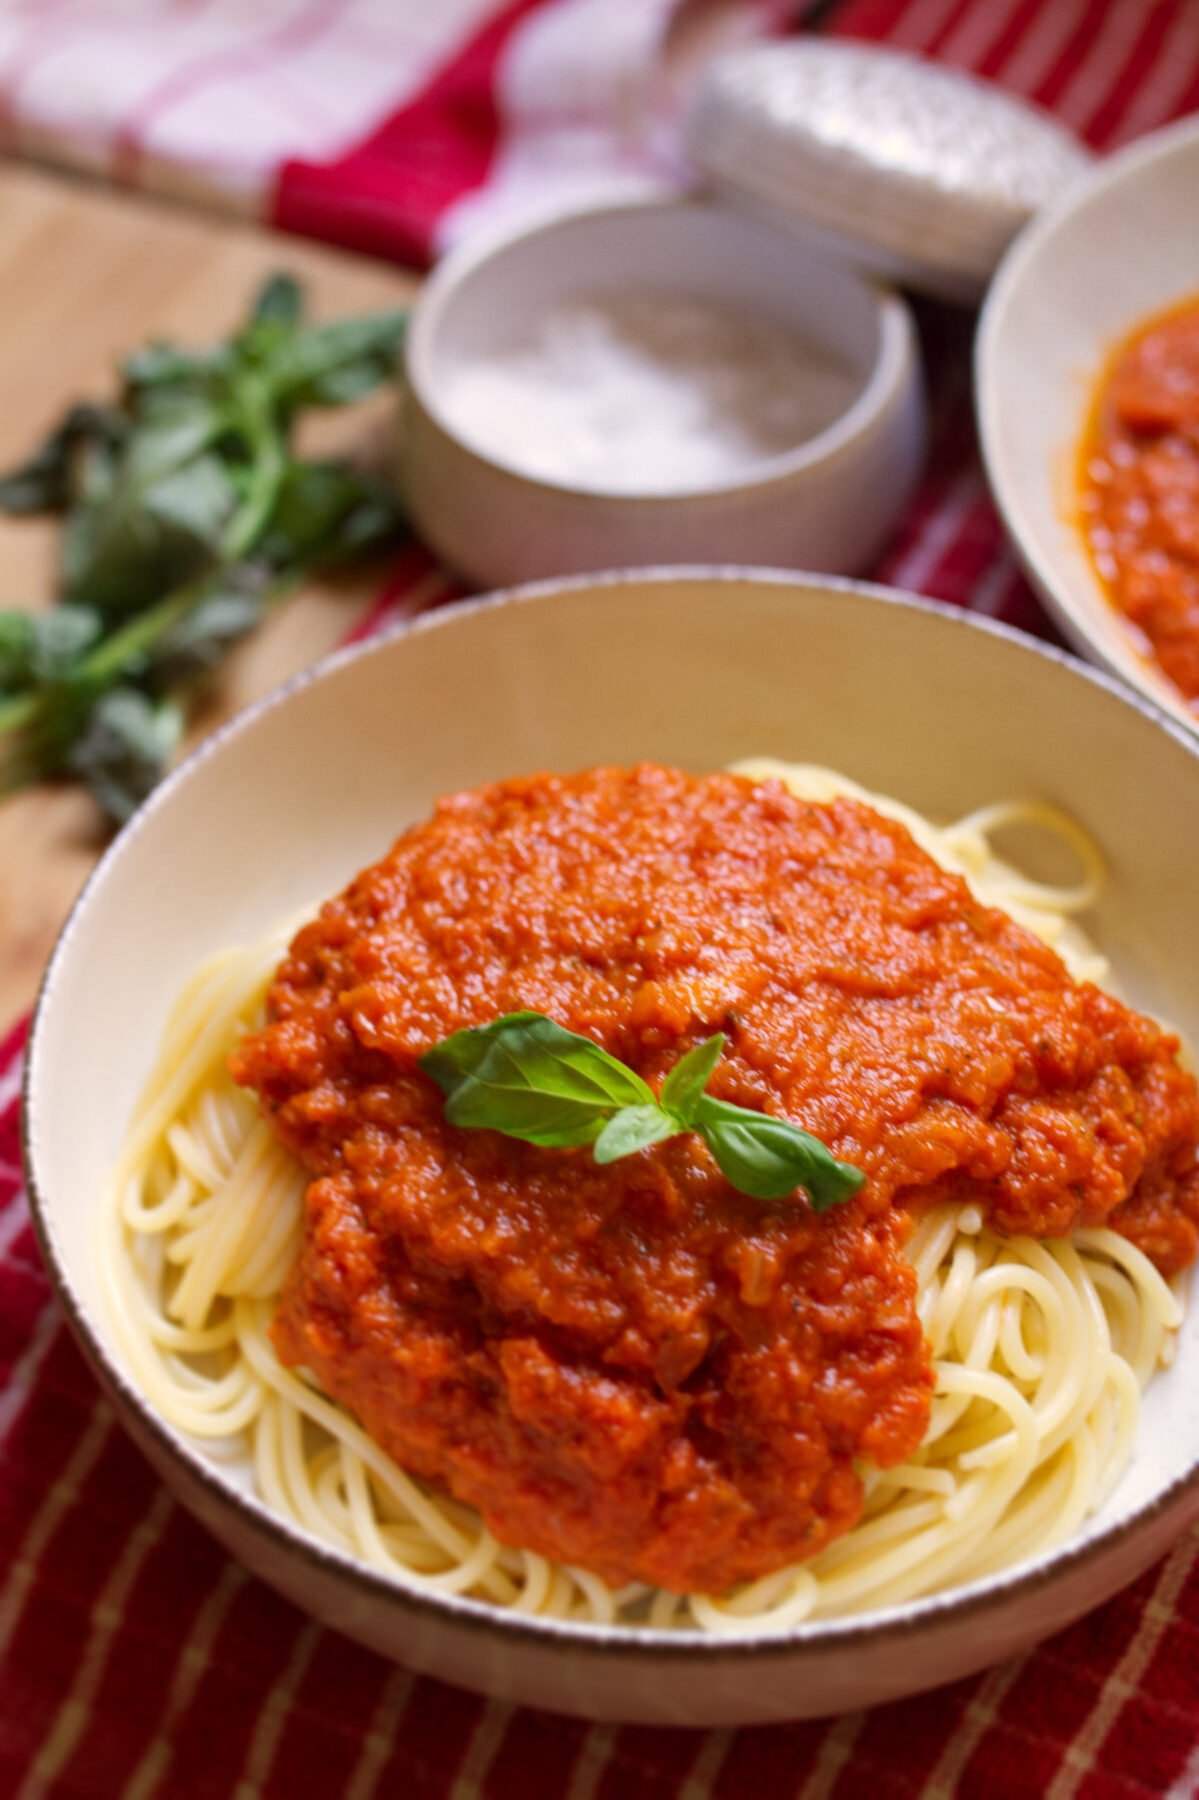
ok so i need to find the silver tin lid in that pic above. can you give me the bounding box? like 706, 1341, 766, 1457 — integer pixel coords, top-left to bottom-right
686, 41, 1092, 302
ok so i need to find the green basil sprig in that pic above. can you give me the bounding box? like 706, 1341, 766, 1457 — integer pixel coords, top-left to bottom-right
0, 272, 407, 822
419, 1011, 864, 1210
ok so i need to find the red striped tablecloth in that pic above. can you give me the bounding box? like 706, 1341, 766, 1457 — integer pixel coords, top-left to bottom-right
3, 1, 1199, 1795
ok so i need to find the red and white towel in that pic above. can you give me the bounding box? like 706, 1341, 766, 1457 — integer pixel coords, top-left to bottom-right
3, 1, 1199, 1795
0, 0, 786, 263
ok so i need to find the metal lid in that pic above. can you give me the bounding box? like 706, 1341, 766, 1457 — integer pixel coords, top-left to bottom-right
686, 41, 1092, 303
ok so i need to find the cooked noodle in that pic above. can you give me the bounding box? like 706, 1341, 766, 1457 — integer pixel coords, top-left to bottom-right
100, 767, 1184, 1633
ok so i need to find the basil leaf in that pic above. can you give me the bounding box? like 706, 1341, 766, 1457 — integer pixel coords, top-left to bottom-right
63, 453, 235, 613
266, 311, 405, 407
594, 1104, 678, 1165
144, 581, 266, 685
0, 607, 104, 697
256, 462, 405, 572
419, 1010, 863, 1211
659, 1032, 725, 1126
0, 272, 417, 822
122, 343, 230, 394
694, 1096, 864, 1209
0, 403, 126, 515
67, 685, 182, 823
30, 606, 102, 681
421, 1010, 652, 1147
124, 397, 225, 482
252, 273, 303, 328
0, 612, 35, 692
296, 359, 395, 407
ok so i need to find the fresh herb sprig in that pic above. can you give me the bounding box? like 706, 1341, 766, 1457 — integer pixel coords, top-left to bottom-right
0, 273, 408, 821
420, 1011, 864, 1209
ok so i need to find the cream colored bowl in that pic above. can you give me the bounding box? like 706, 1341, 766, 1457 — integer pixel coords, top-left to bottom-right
401, 201, 925, 588
24, 570, 1199, 1726
977, 115, 1199, 733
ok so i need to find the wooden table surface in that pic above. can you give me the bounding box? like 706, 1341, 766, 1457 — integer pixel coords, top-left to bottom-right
0, 165, 418, 1030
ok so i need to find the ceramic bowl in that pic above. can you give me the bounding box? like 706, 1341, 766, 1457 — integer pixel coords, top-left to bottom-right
24, 570, 1199, 1727
977, 114, 1199, 733
400, 200, 925, 588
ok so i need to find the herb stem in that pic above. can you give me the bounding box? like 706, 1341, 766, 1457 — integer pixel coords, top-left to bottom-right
75, 569, 217, 686
0, 567, 228, 741
0, 687, 39, 736
222, 386, 287, 562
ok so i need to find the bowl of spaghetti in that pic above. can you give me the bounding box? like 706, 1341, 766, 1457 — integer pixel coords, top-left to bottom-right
23, 569, 1199, 1726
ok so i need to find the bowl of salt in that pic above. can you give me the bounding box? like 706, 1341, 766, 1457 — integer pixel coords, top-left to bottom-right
401, 197, 923, 588
399, 41, 1090, 591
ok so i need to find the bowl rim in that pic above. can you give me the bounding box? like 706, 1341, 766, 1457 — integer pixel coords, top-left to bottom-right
23, 563, 1199, 1661
974, 112, 1199, 736
404, 194, 917, 505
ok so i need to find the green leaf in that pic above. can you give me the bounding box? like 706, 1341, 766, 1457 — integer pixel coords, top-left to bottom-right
124, 397, 225, 481
694, 1097, 865, 1209
252, 273, 303, 328
144, 580, 266, 685
147, 454, 240, 542
419, 1009, 863, 1211
29, 606, 102, 681
295, 359, 393, 407
121, 342, 229, 394
0, 606, 102, 694
71, 422, 123, 511
66, 685, 183, 823
256, 462, 405, 573
659, 1032, 726, 1126
265, 310, 405, 408
593, 1104, 678, 1164
0, 287, 421, 821
0, 403, 126, 515
63, 451, 236, 613
318, 482, 406, 562
420, 1011, 652, 1148
234, 276, 307, 377
0, 612, 35, 691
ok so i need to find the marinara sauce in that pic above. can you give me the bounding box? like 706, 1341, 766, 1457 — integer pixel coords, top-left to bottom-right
1081, 298, 1199, 705
232, 767, 1199, 1594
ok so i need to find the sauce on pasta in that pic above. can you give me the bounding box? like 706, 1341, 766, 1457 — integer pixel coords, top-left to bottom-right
1081, 297, 1199, 706
230, 766, 1199, 1595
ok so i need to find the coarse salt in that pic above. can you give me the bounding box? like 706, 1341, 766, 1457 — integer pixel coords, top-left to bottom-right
435, 289, 861, 494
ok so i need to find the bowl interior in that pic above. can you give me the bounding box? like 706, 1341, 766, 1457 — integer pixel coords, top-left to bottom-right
26, 570, 1199, 1624
409, 201, 886, 490
978, 117, 1199, 732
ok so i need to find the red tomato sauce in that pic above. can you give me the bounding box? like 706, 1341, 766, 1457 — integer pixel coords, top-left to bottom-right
1081, 298, 1199, 706
232, 767, 1199, 1593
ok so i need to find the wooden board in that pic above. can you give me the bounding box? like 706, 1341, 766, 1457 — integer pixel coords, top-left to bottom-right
0, 165, 418, 1027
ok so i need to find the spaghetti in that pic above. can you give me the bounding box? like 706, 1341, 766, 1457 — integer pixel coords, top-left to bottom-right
100, 767, 1186, 1632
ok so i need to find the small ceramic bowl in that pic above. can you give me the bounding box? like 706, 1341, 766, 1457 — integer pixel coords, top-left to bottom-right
23, 569, 1199, 1727
400, 200, 926, 588
977, 114, 1199, 733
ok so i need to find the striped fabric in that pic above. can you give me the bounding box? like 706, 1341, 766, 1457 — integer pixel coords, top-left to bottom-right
3, 0, 1199, 1794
